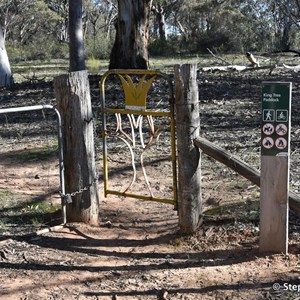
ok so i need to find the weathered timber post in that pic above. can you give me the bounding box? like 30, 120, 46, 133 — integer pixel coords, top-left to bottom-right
54, 70, 100, 225
174, 64, 203, 233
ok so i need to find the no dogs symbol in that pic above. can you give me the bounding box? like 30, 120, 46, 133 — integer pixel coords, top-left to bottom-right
262, 123, 274, 135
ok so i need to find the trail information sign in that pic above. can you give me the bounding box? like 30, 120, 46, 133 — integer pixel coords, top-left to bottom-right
260, 81, 292, 254
261, 82, 292, 156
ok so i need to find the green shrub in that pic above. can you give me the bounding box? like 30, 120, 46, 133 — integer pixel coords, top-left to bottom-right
86, 56, 101, 74
149, 37, 180, 56
85, 34, 113, 59
7, 40, 68, 63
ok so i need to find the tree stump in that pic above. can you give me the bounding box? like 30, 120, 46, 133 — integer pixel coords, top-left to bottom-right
174, 64, 203, 233
54, 70, 100, 225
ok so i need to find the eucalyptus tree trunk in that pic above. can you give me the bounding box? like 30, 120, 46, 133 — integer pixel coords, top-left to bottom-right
69, 0, 86, 71
109, 0, 152, 69
152, 3, 167, 41
0, 26, 12, 88
281, 1, 292, 50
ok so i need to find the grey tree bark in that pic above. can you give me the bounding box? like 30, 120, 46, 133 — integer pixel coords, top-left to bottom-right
109, 0, 153, 69
69, 0, 86, 71
0, 26, 12, 88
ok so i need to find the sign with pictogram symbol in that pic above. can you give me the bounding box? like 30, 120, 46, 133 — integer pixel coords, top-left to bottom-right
260, 82, 292, 254
263, 109, 275, 122
276, 124, 287, 136
261, 82, 291, 156
275, 137, 287, 150
262, 137, 274, 149
262, 123, 274, 135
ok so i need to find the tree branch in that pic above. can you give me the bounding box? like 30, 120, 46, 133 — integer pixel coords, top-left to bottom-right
207, 48, 232, 66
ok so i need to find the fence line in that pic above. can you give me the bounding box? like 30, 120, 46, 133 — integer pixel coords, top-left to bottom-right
194, 136, 300, 213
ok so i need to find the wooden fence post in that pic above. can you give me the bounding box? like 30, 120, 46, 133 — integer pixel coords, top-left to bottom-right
54, 70, 100, 226
174, 64, 203, 233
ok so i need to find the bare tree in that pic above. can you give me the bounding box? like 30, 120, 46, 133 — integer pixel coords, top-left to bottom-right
109, 0, 153, 69
152, 1, 167, 41
84, 0, 117, 54
44, 0, 69, 43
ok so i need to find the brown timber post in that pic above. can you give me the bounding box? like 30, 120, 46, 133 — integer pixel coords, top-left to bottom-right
54, 70, 100, 225
174, 64, 203, 233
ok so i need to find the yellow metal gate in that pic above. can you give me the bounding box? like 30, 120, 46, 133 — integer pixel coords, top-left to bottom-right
100, 70, 177, 208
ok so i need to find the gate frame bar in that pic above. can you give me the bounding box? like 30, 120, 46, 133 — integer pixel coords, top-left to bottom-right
100, 69, 178, 208
0, 104, 67, 224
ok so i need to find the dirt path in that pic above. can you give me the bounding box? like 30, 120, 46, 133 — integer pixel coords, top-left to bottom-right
0, 193, 299, 300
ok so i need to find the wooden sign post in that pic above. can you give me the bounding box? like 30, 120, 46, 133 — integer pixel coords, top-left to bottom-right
260, 82, 292, 254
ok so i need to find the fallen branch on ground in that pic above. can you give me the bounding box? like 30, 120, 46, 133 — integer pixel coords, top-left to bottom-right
207, 48, 232, 65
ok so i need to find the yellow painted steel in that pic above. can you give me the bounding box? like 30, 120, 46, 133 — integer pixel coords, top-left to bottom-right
118, 74, 156, 110
100, 69, 177, 208
106, 190, 175, 205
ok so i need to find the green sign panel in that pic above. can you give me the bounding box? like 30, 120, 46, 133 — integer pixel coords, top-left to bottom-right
261, 82, 292, 156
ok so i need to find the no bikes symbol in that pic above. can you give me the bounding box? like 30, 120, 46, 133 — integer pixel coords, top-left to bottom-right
262, 123, 287, 136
